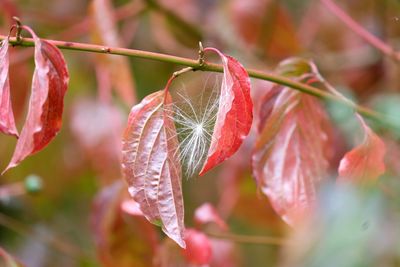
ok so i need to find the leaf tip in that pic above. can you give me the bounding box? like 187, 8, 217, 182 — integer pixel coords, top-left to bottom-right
166, 231, 186, 249
0, 129, 19, 139
198, 166, 208, 176
2, 160, 18, 175
198, 159, 216, 176
1, 167, 11, 176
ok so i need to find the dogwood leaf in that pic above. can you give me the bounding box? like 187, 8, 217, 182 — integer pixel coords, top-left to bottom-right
199, 47, 253, 175
122, 89, 185, 248
252, 58, 334, 225
4, 26, 69, 173
338, 115, 385, 183
0, 39, 18, 137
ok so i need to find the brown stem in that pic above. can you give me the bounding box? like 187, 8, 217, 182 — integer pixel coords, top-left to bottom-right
205, 230, 289, 246
0, 34, 397, 132
321, 0, 400, 62
173, 66, 194, 77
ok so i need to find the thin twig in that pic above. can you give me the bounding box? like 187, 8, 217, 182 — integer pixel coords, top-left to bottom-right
205, 230, 289, 246
321, 0, 400, 62
0, 34, 397, 132
144, 0, 203, 42
0, 212, 88, 259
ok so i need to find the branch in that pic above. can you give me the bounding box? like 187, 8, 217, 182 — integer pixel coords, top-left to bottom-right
321, 0, 400, 62
205, 230, 288, 246
0, 34, 396, 131
0, 212, 87, 258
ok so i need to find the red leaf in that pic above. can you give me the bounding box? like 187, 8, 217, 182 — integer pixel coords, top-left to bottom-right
199, 48, 253, 175
194, 203, 228, 230
0, 39, 18, 137
252, 59, 334, 225
3, 26, 69, 173
182, 228, 212, 265
122, 89, 185, 248
338, 115, 386, 183
91, 181, 158, 267
0, 247, 25, 267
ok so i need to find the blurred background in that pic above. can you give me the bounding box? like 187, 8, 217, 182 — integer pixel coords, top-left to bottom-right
1, 0, 400, 266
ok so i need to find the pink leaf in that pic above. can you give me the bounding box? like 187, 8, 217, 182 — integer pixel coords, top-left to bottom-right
0, 39, 18, 137
122, 89, 185, 248
3, 26, 69, 173
182, 228, 212, 265
91, 181, 158, 267
338, 115, 386, 183
209, 239, 240, 267
252, 59, 334, 225
121, 199, 144, 217
90, 0, 137, 105
194, 203, 228, 230
199, 48, 253, 175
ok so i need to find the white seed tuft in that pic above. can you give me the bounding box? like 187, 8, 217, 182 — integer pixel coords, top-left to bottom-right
166, 81, 220, 177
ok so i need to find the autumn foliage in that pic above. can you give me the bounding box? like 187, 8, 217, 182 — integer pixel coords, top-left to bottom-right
1, 0, 400, 266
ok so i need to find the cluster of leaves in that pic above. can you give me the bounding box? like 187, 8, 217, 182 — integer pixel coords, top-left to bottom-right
0, 26, 69, 173
121, 54, 385, 253
121, 47, 253, 247
0, 25, 69, 266
1, 0, 399, 266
